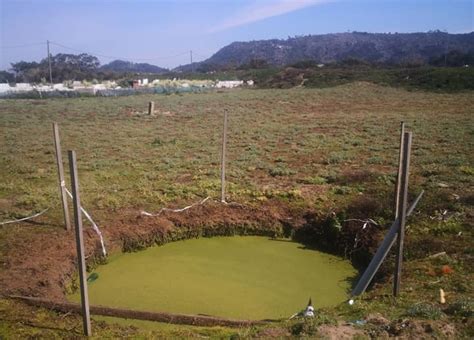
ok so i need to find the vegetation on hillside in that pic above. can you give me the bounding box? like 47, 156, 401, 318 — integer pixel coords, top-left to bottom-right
176, 31, 474, 71
99, 60, 168, 74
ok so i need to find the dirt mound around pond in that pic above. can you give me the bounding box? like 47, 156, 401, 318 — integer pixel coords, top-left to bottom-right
0, 199, 381, 307
0, 200, 297, 301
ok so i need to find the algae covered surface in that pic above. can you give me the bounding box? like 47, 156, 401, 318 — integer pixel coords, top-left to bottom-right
70, 236, 357, 320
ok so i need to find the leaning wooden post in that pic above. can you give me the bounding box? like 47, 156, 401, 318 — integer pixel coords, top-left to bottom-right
220, 110, 228, 203
68, 150, 92, 336
394, 121, 405, 219
148, 101, 155, 115
393, 132, 412, 297
53, 122, 71, 231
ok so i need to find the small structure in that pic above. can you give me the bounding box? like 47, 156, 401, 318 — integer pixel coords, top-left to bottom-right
215, 80, 244, 89
129, 80, 139, 89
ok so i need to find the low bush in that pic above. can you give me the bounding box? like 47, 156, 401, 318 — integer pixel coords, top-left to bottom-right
445, 298, 474, 318
406, 303, 443, 319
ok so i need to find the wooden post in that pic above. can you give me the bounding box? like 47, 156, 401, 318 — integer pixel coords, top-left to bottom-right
148, 101, 155, 115
393, 132, 412, 297
394, 121, 405, 219
68, 150, 92, 336
53, 122, 71, 231
220, 110, 228, 203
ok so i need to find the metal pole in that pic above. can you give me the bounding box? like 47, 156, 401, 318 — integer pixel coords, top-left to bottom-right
351, 190, 423, 297
393, 132, 412, 297
47, 40, 53, 87
53, 123, 71, 231
68, 150, 92, 336
394, 121, 405, 219
220, 110, 228, 203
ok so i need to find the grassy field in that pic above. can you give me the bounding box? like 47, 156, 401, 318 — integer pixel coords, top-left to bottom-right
1, 82, 473, 338
1, 82, 472, 220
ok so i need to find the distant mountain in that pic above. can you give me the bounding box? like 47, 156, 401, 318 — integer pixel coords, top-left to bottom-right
101, 60, 168, 74
174, 31, 474, 72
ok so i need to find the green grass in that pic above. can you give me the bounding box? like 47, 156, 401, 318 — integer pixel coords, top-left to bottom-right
70, 236, 357, 320
0, 83, 473, 337
1, 84, 472, 223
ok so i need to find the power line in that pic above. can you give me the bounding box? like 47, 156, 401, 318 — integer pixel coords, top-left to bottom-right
50, 41, 190, 62
0, 40, 211, 62
0, 42, 45, 49
192, 51, 211, 59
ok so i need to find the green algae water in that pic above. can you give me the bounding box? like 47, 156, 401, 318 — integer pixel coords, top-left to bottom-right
70, 236, 357, 320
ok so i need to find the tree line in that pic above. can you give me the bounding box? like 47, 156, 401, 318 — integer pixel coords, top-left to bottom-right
1, 50, 472, 84
1, 53, 131, 83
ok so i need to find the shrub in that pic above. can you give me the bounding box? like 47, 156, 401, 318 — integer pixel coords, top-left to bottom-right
431, 220, 464, 236
302, 176, 327, 185
269, 166, 295, 177
326, 152, 349, 164
445, 299, 474, 317
406, 303, 443, 319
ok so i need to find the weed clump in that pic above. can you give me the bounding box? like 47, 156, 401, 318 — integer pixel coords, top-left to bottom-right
288, 311, 336, 336
269, 166, 295, 177
445, 298, 474, 318
406, 303, 443, 320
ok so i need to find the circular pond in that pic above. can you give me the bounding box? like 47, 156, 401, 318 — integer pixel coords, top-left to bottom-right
70, 236, 357, 320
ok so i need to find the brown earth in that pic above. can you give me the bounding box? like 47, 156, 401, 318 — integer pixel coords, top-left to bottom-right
0, 200, 307, 302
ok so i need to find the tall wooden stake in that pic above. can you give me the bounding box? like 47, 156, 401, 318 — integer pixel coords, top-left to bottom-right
393, 132, 412, 297
148, 101, 155, 115
68, 150, 91, 336
53, 123, 71, 231
394, 121, 405, 219
220, 110, 228, 203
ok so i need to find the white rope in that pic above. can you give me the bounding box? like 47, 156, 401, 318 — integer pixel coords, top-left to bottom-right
141, 196, 211, 217
0, 208, 49, 226
220, 200, 243, 207
344, 218, 379, 251
344, 218, 379, 226
65, 188, 107, 257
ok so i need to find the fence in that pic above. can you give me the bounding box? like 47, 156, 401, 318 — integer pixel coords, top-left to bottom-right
0, 84, 209, 99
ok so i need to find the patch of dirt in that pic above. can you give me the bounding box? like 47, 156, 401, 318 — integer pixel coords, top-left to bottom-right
365, 312, 389, 326
0, 198, 15, 214
317, 322, 365, 339
385, 319, 457, 339
257, 326, 291, 337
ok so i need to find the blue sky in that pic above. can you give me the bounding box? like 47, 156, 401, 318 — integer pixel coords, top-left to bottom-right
1, 0, 472, 70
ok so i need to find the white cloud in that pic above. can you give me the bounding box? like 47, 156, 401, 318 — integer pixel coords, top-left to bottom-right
208, 0, 332, 33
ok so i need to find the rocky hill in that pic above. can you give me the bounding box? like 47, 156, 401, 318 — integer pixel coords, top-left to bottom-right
175, 31, 474, 71
101, 60, 168, 74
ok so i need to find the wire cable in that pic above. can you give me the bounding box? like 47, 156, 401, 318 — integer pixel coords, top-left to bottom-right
50, 41, 190, 62
0, 42, 45, 49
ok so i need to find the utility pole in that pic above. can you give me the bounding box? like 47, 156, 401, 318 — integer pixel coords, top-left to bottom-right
47, 40, 53, 87
190, 50, 193, 73
444, 32, 449, 67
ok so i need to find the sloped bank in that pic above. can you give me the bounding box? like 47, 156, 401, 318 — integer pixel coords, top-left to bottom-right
0, 199, 385, 316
